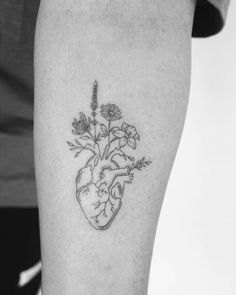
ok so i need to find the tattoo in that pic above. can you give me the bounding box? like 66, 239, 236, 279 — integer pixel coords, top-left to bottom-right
67, 81, 151, 230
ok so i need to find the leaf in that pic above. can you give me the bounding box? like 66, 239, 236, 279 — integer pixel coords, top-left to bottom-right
80, 135, 91, 140
100, 124, 108, 138
70, 147, 80, 151
119, 137, 127, 148
130, 157, 152, 171
110, 126, 119, 132
95, 132, 102, 142
113, 129, 125, 138
75, 139, 82, 146
127, 138, 136, 149
94, 156, 99, 166
127, 155, 135, 161
75, 150, 83, 157
100, 124, 108, 133
84, 143, 92, 149
88, 142, 95, 148
67, 141, 74, 147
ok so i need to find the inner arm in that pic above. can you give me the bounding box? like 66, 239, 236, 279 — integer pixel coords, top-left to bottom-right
34, 1, 196, 294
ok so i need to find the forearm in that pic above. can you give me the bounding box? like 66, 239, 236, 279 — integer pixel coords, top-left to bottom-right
34, 1, 195, 294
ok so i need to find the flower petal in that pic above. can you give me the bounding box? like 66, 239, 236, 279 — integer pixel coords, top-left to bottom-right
134, 132, 140, 140
119, 137, 127, 147
100, 104, 122, 121
79, 112, 86, 121
127, 137, 136, 149
113, 130, 125, 138
121, 122, 128, 131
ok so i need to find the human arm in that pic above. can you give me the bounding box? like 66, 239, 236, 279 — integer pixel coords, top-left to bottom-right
34, 1, 196, 294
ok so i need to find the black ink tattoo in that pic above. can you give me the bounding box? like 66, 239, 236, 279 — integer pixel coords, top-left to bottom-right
67, 81, 151, 230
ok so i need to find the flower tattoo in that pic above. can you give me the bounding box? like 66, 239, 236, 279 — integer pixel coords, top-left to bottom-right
112, 122, 140, 149
72, 112, 91, 135
100, 104, 122, 121
67, 81, 151, 230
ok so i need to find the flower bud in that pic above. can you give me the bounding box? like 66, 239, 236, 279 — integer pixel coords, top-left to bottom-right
90, 80, 98, 111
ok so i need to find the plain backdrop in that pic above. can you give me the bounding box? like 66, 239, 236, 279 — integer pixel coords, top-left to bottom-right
149, 2, 236, 295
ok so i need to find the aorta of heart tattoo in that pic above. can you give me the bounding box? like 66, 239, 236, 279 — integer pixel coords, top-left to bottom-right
67, 81, 151, 230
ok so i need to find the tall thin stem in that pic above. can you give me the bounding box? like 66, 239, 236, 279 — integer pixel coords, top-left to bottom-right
94, 119, 101, 158
107, 120, 111, 146
102, 119, 112, 160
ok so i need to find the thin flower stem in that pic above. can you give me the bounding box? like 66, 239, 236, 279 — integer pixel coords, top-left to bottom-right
102, 119, 112, 160
87, 130, 95, 140
107, 119, 111, 145
105, 138, 120, 159
93, 118, 97, 139
109, 137, 119, 145
93, 124, 101, 158
75, 140, 96, 155
97, 143, 102, 159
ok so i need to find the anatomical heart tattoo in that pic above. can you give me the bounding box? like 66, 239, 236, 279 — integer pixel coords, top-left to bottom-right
67, 81, 151, 230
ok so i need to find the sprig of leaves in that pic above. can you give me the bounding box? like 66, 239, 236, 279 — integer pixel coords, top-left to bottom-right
67, 139, 95, 157
129, 157, 152, 172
